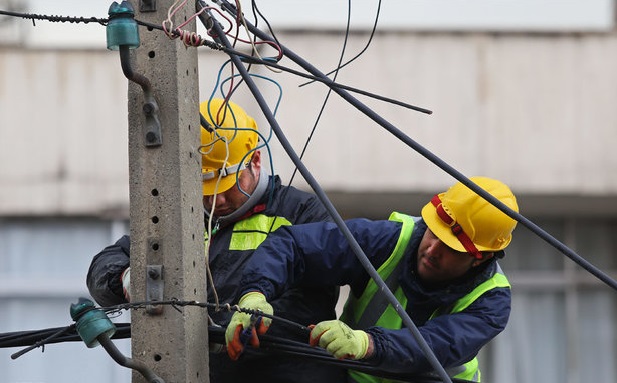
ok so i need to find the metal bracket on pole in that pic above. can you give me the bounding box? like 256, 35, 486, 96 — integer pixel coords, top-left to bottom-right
146, 265, 164, 315
120, 46, 163, 147
143, 100, 163, 147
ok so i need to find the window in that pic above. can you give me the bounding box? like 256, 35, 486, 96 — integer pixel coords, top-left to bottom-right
480, 218, 617, 383
0, 217, 131, 383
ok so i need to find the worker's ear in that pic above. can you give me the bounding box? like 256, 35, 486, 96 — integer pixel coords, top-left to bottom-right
251, 149, 261, 165
249, 150, 261, 173
472, 252, 494, 267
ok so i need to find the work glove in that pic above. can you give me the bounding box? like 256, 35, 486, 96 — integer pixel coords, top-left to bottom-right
225, 292, 273, 361
120, 267, 131, 302
309, 320, 370, 360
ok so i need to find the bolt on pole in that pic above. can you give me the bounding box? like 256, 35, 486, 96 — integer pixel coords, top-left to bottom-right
125, 1, 208, 382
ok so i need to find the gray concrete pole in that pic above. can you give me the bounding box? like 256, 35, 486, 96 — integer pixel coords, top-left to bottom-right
125, 1, 207, 382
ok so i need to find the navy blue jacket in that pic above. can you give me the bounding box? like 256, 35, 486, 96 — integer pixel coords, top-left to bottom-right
86, 176, 345, 383
239, 217, 511, 376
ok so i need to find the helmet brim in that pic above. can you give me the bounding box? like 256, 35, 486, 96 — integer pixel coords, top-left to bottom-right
421, 197, 513, 253
202, 173, 238, 196
421, 196, 467, 253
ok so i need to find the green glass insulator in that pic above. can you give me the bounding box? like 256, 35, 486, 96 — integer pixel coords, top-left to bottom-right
106, 1, 140, 50
70, 297, 117, 348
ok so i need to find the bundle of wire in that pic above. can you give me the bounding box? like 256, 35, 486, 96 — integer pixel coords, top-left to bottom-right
0, 323, 473, 383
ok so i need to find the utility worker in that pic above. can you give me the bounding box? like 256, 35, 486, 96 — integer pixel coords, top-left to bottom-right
86, 98, 344, 383
225, 176, 519, 382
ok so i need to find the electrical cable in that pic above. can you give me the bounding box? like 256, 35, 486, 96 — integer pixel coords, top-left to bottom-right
298, 0, 383, 88
205, 59, 279, 204
0, 7, 427, 113
230, 0, 282, 70
288, 0, 352, 188
214, 0, 617, 294
199, 88, 278, 311
200, 4, 454, 383
0, 9, 106, 26
0, 324, 474, 383
214, 50, 433, 114
217, 72, 281, 145
249, 1, 283, 60
4, 2, 617, 378
0, 300, 474, 383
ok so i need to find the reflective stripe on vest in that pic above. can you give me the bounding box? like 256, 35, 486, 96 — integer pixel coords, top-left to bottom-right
342, 212, 511, 383
343, 212, 415, 383
227, 214, 292, 251
429, 265, 510, 382
340, 212, 415, 330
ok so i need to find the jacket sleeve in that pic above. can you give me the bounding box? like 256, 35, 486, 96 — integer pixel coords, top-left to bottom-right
86, 235, 131, 307
275, 184, 332, 224
366, 287, 511, 375
293, 192, 331, 224
239, 218, 402, 300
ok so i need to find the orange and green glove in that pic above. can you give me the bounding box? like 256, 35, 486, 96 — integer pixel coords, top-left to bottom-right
225, 292, 273, 361
309, 320, 370, 360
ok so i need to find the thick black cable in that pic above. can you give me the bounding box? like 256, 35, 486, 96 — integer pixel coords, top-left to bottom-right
209, 327, 473, 383
141, 13, 431, 113
0, 8, 426, 114
231, 51, 432, 114
1, 323, 473, 383
5, 0, 614, 371
0, 324, 131, 350
199, 4, 453, 383
214, 0, 617, 293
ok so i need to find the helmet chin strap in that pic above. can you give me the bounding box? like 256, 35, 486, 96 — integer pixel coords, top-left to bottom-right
204, 168, 269, 225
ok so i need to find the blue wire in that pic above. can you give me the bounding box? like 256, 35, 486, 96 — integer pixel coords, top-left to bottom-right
204, 61, 279, 200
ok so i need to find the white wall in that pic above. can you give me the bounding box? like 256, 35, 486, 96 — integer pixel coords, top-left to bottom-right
2, 30, 617, 217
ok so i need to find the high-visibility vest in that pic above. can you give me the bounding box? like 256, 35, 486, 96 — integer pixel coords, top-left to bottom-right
341, 212, 510, 383
205, 212, 293, 250
228, 213, 292, 250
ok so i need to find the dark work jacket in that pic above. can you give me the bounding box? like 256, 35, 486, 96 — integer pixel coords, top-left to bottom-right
86, 176, 344, 383
238, 217, 511, 378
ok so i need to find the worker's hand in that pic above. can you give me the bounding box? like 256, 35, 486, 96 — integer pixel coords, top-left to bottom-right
309, 320, 370, 360
225, 292, 273, 361
120, 267, 131, 302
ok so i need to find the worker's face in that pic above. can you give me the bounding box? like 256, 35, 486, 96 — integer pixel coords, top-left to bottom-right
202, 151, 261, 217
416, 228, 486, 284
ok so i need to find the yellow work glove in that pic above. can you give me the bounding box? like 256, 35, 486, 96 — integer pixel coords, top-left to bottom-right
309, 320, 370, 360
225, 292, 273, 361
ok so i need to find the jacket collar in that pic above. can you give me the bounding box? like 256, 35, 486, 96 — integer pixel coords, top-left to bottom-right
204, 174, 276, 228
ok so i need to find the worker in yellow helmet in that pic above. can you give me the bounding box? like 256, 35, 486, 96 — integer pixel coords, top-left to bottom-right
199, 98, 263, 222
225, 176, 519, 382
86, 98, 345, 383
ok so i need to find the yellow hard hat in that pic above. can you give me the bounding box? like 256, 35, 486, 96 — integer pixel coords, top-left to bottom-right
199, 99, 259, 196
421, 176, 519, 256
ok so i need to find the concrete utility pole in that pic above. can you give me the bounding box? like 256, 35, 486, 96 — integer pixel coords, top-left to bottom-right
126, 0, 207, 382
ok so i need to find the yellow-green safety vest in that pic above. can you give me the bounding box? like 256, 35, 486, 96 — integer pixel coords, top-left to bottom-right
341, 212, 510, 383
205, 213, 293, 250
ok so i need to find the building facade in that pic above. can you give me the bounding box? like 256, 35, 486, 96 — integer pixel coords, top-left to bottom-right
1, 1, 616, 382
